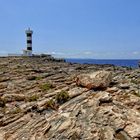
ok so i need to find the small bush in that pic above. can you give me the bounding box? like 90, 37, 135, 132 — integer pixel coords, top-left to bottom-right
56, 90, 69, 104
40, 83, 54, 91
35, 76, 42, 80
12, 107, 22, 114
131, 78, 140, 84
45, 99, 57, 110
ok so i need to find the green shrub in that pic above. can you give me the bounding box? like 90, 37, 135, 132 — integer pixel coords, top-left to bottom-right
12, 107, 22, 114
35, 76, 42, 80
45, 99, 57, 110
40, 83, 54, 91
55, 90, 69, 104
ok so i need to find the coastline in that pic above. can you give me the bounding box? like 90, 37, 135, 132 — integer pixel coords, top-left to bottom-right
66, 58, 140, 68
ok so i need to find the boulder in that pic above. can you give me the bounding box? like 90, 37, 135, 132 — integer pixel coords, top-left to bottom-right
95, 91, 113, 104
119, 83, 130, 89
76, 71, 112, 89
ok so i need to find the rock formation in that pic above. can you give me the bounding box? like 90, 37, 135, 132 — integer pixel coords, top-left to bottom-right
0, 56, 139, 140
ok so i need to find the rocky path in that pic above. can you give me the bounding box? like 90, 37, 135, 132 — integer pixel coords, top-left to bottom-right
0, 57, 140, 140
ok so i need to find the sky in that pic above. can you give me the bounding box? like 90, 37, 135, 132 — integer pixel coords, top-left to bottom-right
0, 0, 140, 59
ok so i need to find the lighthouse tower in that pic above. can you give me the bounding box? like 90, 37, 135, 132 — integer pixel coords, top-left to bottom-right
23, 28, 33, 56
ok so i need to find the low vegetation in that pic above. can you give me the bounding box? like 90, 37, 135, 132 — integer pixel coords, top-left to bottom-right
131, 78, 140, 84
12, 107, 22, 114
45, 99, 57, 110
35, 76, 42, 80
40, 83, 54, 91
55, 90, 69, 104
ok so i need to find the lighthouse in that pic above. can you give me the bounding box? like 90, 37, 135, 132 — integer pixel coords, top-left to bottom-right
23, 28, 33, 56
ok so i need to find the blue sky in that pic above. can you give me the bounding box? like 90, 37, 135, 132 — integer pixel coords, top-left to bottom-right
0, 0, 140, 59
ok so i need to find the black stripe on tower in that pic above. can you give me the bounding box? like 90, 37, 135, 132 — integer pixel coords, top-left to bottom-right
27, 33, 32, 37
27, 47, 32, 51
27, 40, 32, 44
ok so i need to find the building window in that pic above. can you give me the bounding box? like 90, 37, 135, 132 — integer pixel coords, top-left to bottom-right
27, 40, 32, 44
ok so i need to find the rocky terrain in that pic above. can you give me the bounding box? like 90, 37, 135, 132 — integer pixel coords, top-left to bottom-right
0, 56, 140, 140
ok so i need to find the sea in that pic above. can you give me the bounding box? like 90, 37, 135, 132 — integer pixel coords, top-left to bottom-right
65, 59, 140, 68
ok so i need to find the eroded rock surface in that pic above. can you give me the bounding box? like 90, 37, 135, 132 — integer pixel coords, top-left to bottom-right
0, 57, 139, 140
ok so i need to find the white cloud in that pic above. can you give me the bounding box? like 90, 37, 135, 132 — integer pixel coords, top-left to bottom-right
43, 51, 65, 55
132, 51, 140, 55
83, 51, 93, 55
34, 50, 140, 59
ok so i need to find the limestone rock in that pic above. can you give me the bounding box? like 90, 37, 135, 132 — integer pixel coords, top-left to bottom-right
26, 75, 37, 80
0, 83, 7, 89
97, 91, 113, 103
68, 87, 86, 98
1, 94, 25, 102
57, 118, 72, 132
106, 87, 119, 93
76, 70, 112, 89
0, 77, 10, 82
119, 83, 130, 89
100, 126, 115, 140
125, 123, 140, 138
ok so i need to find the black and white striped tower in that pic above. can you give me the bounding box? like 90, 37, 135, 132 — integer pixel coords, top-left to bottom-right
26, 28, 33, 51
24, 28, 33, 56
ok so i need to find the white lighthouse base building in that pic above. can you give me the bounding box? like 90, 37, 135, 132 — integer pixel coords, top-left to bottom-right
23, 50, 32, 56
